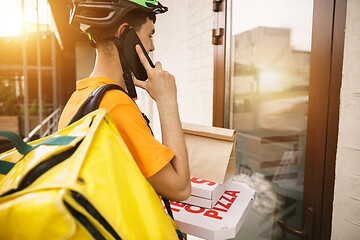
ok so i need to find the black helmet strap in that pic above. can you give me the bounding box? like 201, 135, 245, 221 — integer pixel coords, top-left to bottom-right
112, 32, 138, 100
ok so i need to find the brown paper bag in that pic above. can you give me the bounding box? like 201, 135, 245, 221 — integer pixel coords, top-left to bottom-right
182, 123, 236, 184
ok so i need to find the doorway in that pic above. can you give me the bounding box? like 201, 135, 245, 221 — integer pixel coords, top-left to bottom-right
213, 0, 346, 239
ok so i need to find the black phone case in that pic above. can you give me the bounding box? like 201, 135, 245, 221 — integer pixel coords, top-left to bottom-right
123, 29, 155, 81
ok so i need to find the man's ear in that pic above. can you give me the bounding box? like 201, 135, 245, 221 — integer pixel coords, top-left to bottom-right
116, 23, 130, 38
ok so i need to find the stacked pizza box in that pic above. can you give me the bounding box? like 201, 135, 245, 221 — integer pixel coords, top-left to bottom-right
172, 123, 255, 239
173, 177, 255, 240
170, 180, 256, 240
182, 177, 233, 209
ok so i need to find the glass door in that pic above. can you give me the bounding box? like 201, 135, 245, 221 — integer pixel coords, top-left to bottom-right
228, 1, 314, 239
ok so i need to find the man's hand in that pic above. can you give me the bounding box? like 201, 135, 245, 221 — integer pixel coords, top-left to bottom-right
133, 45, 177, 105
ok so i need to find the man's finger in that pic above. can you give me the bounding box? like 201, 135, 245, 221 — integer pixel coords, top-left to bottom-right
133, 76, 147, 90
154, 61, 163, 70
135, 45, 151, 71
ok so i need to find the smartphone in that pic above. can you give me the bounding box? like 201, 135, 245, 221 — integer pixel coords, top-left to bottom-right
122, 28, 155, 81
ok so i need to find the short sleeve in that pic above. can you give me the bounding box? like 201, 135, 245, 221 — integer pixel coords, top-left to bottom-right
100, 90, 174, 178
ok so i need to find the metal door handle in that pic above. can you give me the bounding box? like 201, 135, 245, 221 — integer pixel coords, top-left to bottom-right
278, 207, 314, 238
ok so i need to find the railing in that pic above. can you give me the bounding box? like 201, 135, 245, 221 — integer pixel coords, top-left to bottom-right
23, 107, 62, 142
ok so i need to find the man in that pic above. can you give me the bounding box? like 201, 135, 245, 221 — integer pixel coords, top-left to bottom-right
59, 0, 191, 202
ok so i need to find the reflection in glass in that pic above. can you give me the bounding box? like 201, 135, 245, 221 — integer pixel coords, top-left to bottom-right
230, 1, 313, 239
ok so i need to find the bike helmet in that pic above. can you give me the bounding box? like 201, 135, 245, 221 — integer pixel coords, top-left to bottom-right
70, 0, 167, 37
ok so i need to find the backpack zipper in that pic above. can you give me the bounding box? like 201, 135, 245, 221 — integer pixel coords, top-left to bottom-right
70, 191, 122, 240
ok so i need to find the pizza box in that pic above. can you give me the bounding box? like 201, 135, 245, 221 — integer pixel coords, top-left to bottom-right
170, 181, 255, 240
182, 177, 233, 209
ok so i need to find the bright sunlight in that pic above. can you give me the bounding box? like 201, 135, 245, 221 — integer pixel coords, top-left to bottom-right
259, 70, 283, 92
0, 0, 52, 37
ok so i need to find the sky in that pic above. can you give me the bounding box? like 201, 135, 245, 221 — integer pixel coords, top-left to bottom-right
0, 0, 51, 37
232, 0, 314, 51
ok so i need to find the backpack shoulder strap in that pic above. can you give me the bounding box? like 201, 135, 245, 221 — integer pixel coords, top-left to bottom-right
67, 84, 127, 126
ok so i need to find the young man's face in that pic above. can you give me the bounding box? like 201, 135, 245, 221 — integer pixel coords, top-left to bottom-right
136, 17, 155, 54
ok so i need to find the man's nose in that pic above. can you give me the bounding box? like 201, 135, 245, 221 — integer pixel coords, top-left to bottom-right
149, 41, 155, 52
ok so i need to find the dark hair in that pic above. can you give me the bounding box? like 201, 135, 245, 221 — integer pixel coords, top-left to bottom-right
90, 10, 156, 43
121, 10, 156, 32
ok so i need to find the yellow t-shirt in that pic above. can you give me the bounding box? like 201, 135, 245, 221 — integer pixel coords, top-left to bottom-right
58, 76, 174, 178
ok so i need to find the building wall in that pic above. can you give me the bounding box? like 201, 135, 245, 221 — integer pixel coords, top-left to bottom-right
232, 27, 310, 132
136, 0, 214, 140
331, 0, 360, 239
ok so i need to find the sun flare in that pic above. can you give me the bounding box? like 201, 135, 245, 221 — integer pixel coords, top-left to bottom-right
259, 70, 283, 92
0, 1, 23, 37
0, 0, 51, 37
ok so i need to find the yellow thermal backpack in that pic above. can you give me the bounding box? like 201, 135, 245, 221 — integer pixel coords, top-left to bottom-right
0, 84, 184, 239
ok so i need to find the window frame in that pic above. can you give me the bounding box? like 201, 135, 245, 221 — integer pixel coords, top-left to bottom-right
212, 0, 347, 238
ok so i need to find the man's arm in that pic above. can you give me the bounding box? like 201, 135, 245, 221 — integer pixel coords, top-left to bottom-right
134, 45, 191, 202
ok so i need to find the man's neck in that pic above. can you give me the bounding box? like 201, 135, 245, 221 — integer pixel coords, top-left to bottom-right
90, 48, 127, 90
